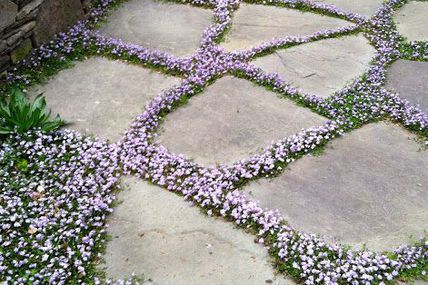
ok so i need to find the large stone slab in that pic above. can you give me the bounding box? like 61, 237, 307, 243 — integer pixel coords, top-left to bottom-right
394, 1, 428, 42
386, 60, 428, 114
98, 0, 213, 57
244, 122, 428, 252
220, 3, 351, 52
156, 76, 326, 167
102, 178, 295, 285
32, 0, 84, 46
29, 57, 180, 142
314, 0, 384, 18
0, 0, 18, 31
252, 34, 376, 98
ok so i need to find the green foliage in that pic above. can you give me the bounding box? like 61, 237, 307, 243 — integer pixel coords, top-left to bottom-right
16, 157, 29, 172
0, 88, 65, 135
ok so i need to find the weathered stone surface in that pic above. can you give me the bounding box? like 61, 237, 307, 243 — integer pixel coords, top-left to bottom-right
15, 0, 43, 21
32, 0, 84, 46
29, 57, 180, 142
10, 0, 33, 9
220, 3, 351, 52
394, 1, 428, 42
0, 40, 6, 51
19, 19, 35, 34
6, 30, 24, 46
314, 0, 384, 18
386, 59, 428, 114
252, 34, 376, 98
98, 0, 213, 57
5, 21, 36, 49
0, 0, 18, 31
244, 122, 428, 251
156, 76, 326, 167
10, 37, 32, 63
0, 55, 10, 72
102, 178, 295, 285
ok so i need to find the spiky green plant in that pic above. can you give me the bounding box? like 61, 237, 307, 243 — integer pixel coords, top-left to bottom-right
0, 88, 65, 135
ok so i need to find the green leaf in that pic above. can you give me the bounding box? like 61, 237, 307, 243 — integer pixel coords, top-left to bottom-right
0, 126, 13, 134
0, 103, 11, 120
0, 88, 66, 135
41, 121, 62, 132
31, 94, 46, 112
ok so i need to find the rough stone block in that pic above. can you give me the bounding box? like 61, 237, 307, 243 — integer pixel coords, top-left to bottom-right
0, 40, 7, 52
0, 55, 10, 72
10, 37, 32, 63
15, 0, 43, 21
0, 0, 18, 31
31, 0, 84, 47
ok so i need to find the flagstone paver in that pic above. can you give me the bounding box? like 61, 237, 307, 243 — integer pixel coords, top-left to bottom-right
220, 3, 352, 52
102, 178, 295, 285
394, 1, 428, 42
156, 76, 326, 167
314, 0, 384, 18
244, 122, 428, 251
387, 59, 428, 113
98, 0, 213, 57
29, 57, 180, 141
252, 34, 376, 98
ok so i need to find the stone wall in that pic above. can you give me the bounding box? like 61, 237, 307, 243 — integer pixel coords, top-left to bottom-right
0, 0, 90, 74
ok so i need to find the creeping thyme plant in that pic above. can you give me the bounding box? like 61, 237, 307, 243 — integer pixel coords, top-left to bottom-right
0, 0, 427, 284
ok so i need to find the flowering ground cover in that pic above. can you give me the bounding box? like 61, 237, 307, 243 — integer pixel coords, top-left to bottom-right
0, 0, 428, 284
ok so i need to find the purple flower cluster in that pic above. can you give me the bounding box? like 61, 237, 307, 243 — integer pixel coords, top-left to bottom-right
400, 41, 428, 61
0, 131, 128, 284
1, 0, 427, 284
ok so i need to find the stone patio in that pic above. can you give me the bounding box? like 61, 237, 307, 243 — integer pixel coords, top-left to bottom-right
220, 3, 351, 52
387, 59, 428, 113
244, 122, 428, 251
156, 76, 326, 166
252, 34, 376, 98
98, 0, 213, 57
29, 57, 180, 142
6, 0, 428, 283
102, 178, 295, 285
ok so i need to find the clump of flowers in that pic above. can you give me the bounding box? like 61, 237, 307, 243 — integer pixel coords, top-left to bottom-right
0, 130, 126, 284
